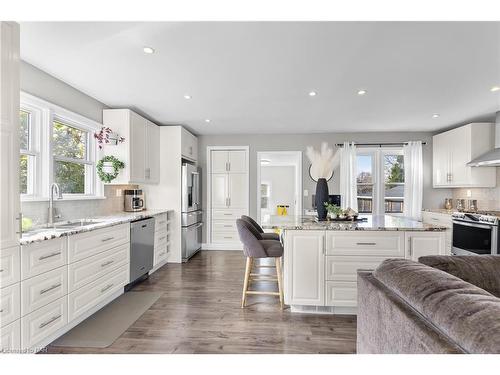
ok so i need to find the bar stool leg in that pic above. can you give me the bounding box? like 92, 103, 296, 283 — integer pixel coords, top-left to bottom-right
241, 257, 253, 308
275, 257, 284, 309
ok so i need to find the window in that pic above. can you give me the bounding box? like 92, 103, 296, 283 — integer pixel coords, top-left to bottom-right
19, 109, 37, 196
356, 149, 405, 215
260, 183, 270, 209
20, 92, 102, 201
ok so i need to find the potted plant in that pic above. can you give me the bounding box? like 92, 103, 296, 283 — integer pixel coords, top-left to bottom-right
94, 126, 125, 150
324, 203, 343, 219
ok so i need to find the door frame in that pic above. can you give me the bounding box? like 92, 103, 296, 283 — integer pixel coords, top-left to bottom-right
206, 145, 249, 248
256, 151, 303, 224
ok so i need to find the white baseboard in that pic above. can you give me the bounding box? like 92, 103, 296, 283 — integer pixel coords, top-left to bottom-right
202, 243, 243, 251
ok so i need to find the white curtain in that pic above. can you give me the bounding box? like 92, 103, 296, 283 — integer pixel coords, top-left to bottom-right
403, 141, 423, 220
339, 142, 358, 210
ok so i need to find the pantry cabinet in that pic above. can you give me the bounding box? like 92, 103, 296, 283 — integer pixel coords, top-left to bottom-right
102, 109, 160, 184
433, 123, 496, 188
181, 127, 198, 161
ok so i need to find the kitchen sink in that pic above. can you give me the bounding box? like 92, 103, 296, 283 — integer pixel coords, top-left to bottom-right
52, 219, 105, 229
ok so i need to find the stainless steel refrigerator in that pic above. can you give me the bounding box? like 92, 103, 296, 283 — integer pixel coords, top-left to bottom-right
181, 163, 202, 262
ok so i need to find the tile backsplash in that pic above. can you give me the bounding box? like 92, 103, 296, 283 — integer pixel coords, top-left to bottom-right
21, 185, 138, 225
452, 168, 500, 211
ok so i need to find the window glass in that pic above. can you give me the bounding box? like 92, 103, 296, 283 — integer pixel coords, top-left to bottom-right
357, 154, 373, 213
356, 155, 373, 183
20, 154, 28, 194
54, 160, 85, 194
52, 120, 87, 160
384, 154, 405, 213
19, 110, 30, 150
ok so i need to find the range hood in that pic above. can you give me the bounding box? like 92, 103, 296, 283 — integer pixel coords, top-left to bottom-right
468, 111, 500, 167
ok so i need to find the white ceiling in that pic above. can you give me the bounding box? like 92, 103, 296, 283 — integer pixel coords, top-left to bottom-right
20, 22, 500, 135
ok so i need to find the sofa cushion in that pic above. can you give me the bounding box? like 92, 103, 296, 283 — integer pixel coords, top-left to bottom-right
373, 258, 500, 353
419, 255, 500, 298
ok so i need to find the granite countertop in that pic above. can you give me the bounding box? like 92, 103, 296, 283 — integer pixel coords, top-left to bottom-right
20, 209, 174, 246
422, 209, 453, 215
261, 215, 448, 231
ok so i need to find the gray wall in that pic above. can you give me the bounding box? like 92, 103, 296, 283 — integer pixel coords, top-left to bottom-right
198, 131, 452, 242
21, 61, 107, 123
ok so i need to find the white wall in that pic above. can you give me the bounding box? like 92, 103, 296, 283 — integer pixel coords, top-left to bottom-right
260, 165, 296, 219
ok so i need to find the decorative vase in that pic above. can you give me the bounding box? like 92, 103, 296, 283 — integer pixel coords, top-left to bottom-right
315, 178, 329, 221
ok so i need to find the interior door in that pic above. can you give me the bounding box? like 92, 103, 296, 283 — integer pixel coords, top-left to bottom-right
211, 150, 228, 173
228, 150, 246, 173
211, 173, 229, 208
228, 173, 247, 208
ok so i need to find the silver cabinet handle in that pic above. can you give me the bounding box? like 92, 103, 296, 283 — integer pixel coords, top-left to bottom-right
100, 284, 114, 293
223, 213, 232, 216
223, 225, 232, 228
356, 242, 377, 246
101, 237, 114, 242
39, 314, 61, 329
408, 238, 413, 257
40, 283, 62, 295
224, 236, 233, 239
101, 260, 114, 268
0, 269, 4, 273
228, 162, 231, 171
39, 252, 61, 261
225, 162, 229, 171
0, 309, 3, 313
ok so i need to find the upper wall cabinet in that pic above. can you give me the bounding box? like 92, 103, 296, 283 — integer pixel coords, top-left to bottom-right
181, 128, 198, 161
102, 109, 160, 184
433, 123, 496, 188
211, 150, 247, 173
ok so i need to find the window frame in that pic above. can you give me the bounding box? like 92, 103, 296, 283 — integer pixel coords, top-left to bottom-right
356, 147, 405, 216
20, 92, 103, 201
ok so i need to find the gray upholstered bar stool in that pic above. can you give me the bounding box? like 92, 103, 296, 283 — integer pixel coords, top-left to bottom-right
236, 218, 284, 309
241, 215, 280, 241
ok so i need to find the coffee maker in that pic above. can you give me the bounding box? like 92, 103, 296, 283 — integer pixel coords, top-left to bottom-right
124, 189, 145, 212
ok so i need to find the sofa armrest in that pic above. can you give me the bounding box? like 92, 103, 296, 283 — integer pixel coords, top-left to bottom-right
419, 255, 500, 298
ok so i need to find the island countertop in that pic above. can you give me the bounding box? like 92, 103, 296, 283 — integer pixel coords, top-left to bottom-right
261, 214, 447, 231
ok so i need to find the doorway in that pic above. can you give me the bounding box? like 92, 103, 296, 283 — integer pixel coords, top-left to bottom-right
256, 151, 302, 224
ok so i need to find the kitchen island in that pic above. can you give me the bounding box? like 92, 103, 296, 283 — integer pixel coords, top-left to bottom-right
262, 215, 448, 314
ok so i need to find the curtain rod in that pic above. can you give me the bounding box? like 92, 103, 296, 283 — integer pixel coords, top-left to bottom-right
335, 142, 427, 147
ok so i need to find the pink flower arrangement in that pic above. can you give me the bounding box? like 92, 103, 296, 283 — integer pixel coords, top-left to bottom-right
94, 127, 125, 149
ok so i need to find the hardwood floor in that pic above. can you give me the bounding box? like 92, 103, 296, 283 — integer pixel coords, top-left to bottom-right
46, 251, 357, 354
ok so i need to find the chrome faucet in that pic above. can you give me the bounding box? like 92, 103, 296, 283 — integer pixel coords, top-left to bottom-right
48, 183, 63, 226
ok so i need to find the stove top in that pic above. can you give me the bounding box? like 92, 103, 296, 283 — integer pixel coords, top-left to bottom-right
452, 211, 499, 225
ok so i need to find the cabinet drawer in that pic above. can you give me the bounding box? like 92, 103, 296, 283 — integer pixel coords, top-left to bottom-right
325, 281, 357, 307
68, 223, 130, 263
212, 232, 240, 243
155, 214, 168, 233
154, 230, 168, 247
154, 245, 168, 265
326, 232, 404, 256
325, 256, 392, 282
21, 266, 68, 317
1, 319, 20, 352
68, 264, 128, 322
68, 243, 129, 293
21, 297, 67, 349
212, 209, 246, 220
212, 221, 237, 232
0, 246, 20, 288
1, 283, 20, 327
21, 238, 67, 280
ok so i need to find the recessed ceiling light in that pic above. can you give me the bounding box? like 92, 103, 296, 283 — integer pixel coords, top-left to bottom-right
491, 86, 500, 92
308, 91, 317, 97
432, 114, 440, 118
357, 89, 367, 96
183, 95, 192, 100
143, 47, 155, 54
205, 119, 211, 123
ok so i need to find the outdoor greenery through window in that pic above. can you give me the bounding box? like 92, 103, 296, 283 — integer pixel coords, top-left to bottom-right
53, 120, 89, 194
356, 149, 405, 215
19, 110, 33, 195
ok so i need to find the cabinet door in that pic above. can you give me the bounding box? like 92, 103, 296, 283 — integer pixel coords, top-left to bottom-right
285, 231, 325, 306
146, 121, 160, 183
432, 133, 449, 187
211, 151, 228, 173
181, 128, 197, 161
228, 150, 246, 173
129, 112, 146, 183
211, 173, 229, 208
0, 22, 20, 250
228, 173, 247, 208
406, 232, 447, 261
449, 125, 470, 186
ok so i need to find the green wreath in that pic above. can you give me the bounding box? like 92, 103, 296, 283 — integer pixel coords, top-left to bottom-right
96, 155, 125, 183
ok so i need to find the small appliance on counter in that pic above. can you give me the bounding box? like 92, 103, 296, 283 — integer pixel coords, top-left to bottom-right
124, 189, 145, 212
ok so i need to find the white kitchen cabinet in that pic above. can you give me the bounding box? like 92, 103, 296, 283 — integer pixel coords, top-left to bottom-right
1, 283, 20, 327
405, 231, 447, 261
433, 123, 496, 188
21, 237, 67, 280
211, 151, 229, 173
0, 22, 20, 252
284, 230, 325, 306
102, 109, 160, 184
210, 150, 247, 173
211, 173, 229, 208
0, 246, 20, 288
421, 211, 452, 253
228, 174, 247, 208
1, 319, 20, 352
181, 127, 198, 161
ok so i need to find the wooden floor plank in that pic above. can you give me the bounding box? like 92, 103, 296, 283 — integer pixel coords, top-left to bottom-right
46, 250, 357, 354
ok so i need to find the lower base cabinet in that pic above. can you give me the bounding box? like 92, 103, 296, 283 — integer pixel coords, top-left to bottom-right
1, 319, 20, 353
284, 230, 447, 310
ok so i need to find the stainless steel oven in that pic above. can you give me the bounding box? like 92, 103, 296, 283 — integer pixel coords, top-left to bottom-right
452, 212, 499, 256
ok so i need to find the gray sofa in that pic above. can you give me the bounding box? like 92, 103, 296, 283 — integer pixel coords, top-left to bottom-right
357, 256, 500, 354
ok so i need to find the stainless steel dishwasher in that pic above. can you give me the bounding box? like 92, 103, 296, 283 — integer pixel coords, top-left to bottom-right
128, 217, 155, 288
